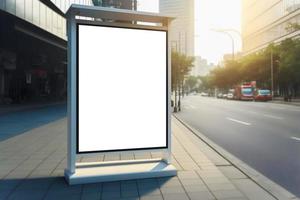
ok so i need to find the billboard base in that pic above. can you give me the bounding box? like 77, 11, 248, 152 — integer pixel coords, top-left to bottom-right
64, 159, 177, 185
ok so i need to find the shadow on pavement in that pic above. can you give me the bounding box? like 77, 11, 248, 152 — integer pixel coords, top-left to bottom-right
0, 104, 67, 141
0, 176, 173, 200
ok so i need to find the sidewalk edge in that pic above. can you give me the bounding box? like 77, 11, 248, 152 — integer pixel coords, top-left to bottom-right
271, 101, 300, 107
173, 114, 298, 200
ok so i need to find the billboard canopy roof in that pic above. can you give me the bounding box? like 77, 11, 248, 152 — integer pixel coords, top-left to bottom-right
66, 4, 174, 26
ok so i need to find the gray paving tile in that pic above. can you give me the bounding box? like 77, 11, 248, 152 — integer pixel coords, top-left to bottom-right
183, 185, 210, 192
160, 186, 186, 195
81, 183, 102, 194
212, 189, 245, 199
187, 191, 216, 200
218, 166, 247, 180
177, 171, 199, 179
15, 178, 55, 190
81, 193, 101, 200
180, 178, 205, 186
0, 189, 12, 200
137, 179, 159, 190
101, 191, 121, 199
201, 177, 231, 184
163, 193, 190, 200
6, 189, 45, 200
0, 179, 22, 189
121, 189, 139, 197
206, 183, 236, 191
121, 181, 137, 191
158, 177, 182, 188
232, 179, 276, 200
102, 181, 121, 192
140, 195, 163, 200
44, 193, 81, 200
138, 188, 161, 196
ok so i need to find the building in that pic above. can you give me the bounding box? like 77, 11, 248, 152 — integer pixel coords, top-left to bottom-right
92, 0, 136, 10
0, 0, 94, 104
242, 0, 300, 54
190, 56, 214, 77
0, 0, 138, 105
159, 0, 195, 56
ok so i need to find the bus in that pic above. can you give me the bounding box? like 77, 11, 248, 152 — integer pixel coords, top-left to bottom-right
234, 83, 254, 100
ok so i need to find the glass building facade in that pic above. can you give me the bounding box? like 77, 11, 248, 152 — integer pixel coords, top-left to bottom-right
0, 0, 93, 104
242, 0, 300, 54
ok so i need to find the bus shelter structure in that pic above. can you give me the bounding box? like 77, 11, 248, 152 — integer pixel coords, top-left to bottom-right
65, 4, 176, 185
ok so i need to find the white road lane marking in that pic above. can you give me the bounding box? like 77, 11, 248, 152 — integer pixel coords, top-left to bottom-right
263, 114, 283, 120
291, 137, 300, 141
226, 117, 251, 126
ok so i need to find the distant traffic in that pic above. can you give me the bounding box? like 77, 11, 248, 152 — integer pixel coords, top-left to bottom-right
201, 82, 272, 101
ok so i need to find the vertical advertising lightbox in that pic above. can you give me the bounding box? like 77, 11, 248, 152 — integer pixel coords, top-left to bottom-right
77, 23, 168, 153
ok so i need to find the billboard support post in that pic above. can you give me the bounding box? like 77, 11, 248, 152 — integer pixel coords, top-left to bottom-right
65, 4, 176, 185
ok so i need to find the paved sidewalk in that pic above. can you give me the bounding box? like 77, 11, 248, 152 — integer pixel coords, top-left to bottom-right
271, 97, 300, 106
0, 116, 297, 200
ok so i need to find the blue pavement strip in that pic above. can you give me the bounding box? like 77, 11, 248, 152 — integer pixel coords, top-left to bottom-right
0, 104, 67, 141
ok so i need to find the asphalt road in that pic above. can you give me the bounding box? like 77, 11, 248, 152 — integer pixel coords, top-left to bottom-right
176, 95, 300, 197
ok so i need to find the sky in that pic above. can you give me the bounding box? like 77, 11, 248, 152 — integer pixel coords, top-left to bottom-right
138, 0, 242, 64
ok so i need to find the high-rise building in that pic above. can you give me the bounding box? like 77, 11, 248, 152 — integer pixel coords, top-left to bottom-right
242, 0, 300, 54
159, 0, 195, 56
190, 56, 214, 77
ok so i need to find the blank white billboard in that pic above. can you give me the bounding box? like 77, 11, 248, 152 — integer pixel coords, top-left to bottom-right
77, 24, 168, 153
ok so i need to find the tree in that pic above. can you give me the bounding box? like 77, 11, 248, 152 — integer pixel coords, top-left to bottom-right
184, 76, 199, 93
277, 38, 300, 96
200, 39, 300, 97
171, 51, 194, 111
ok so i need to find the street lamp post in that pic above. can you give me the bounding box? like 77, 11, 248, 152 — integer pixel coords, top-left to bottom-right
271, 49, 274, 99
211, 29, 235, 60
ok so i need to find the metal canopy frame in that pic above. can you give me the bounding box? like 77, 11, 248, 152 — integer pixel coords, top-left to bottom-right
65, 4, 175, 184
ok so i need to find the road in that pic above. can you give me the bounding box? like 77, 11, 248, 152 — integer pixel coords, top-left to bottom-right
176, 95, 300, 197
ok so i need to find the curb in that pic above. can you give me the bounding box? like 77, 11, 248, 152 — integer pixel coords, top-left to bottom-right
173, 114, 298, 200
271, 101, 300, 107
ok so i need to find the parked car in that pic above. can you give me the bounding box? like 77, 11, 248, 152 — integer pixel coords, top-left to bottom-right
201, 92, 209, 97
222, 94, 228, 98
217, 93, 223, 98
227, 93, 234, 99
254, 89, 272, 101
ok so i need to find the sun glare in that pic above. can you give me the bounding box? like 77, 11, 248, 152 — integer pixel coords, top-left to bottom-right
196, 0, 242, 64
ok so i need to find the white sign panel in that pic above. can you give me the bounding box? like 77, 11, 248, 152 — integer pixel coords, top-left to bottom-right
77, 24, 168, 153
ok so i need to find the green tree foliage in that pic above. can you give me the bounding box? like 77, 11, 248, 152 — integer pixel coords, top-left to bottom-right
202, 38, 300, 96
171, 51, 194, 93
171, 51, 194, 111
198, 76, 213, 91
277, 39, 300, 96
184, 76, 198, 92
209, 60, 241, 89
